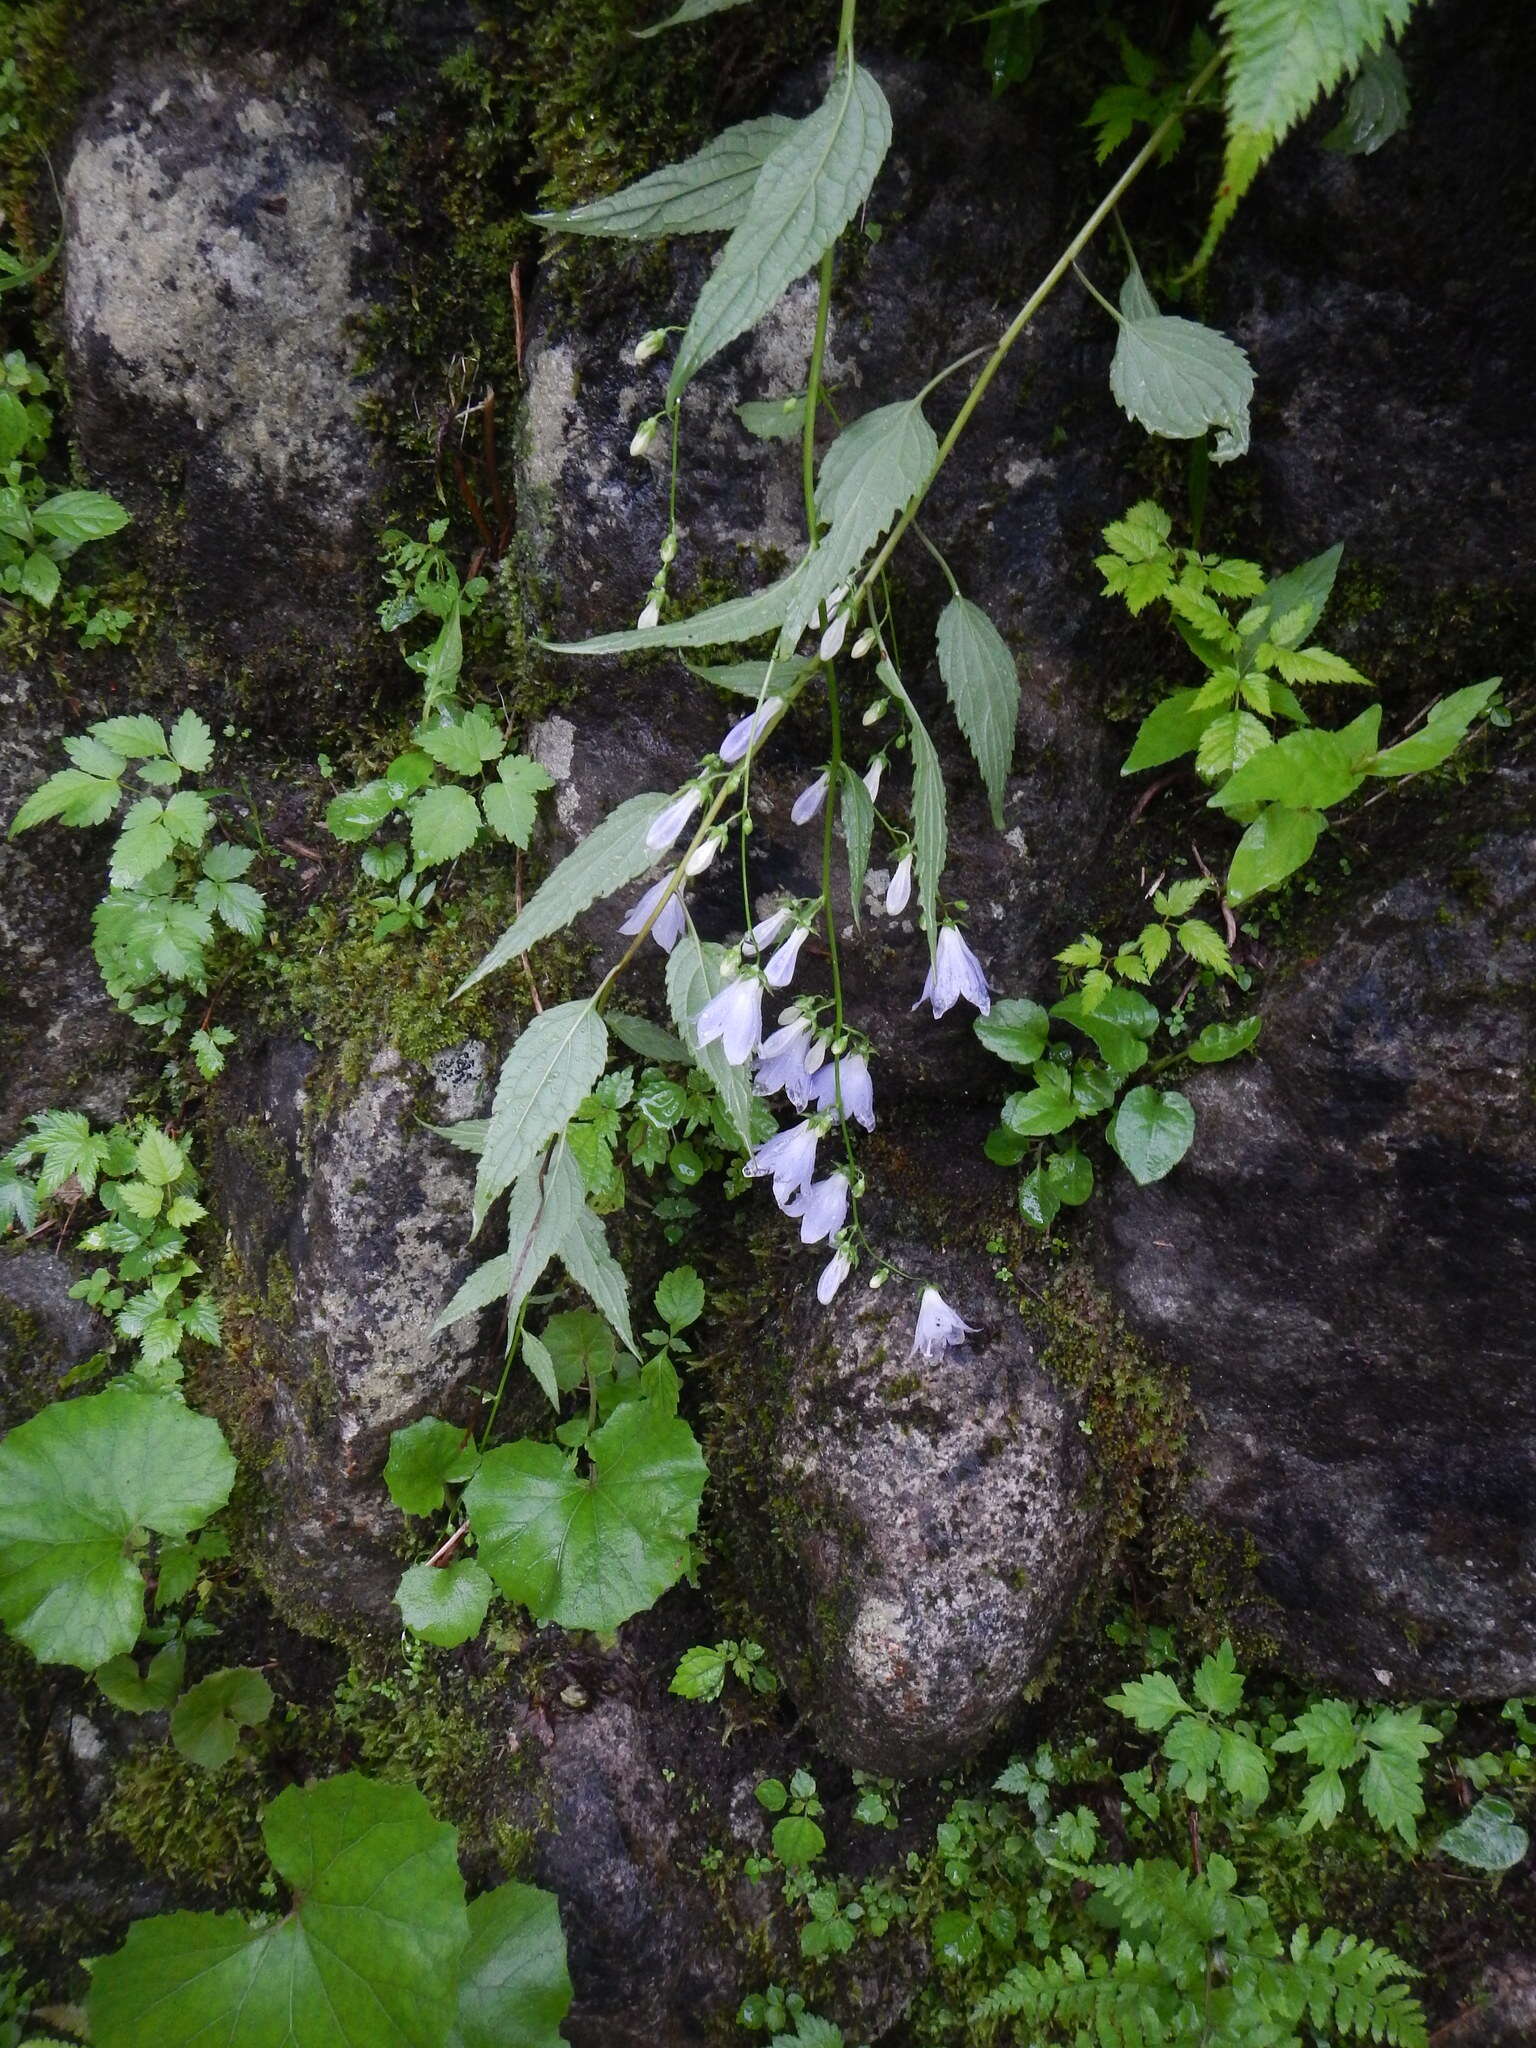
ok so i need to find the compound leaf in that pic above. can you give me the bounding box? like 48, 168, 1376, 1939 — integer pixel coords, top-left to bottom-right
88, 1773, 469, 2048
465, 1399, 706, 1631
0, 1391, 235, 1670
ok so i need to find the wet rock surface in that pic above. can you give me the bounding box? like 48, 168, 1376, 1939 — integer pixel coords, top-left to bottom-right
1099, 764, 1536, 1695
62, 56, 389, 689
746, 1246, 1100, 1775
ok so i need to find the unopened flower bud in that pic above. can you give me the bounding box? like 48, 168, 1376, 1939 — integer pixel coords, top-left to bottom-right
851, 627, 877, 659
869, 1267, 890, 1290
659, 532, 678, 565
819, 610, 849, 662
633, 328, 670, 365
684, 833, 721, 876
636, 598, 661, 631
862, 696, 889, 726
629, 414, 661, 459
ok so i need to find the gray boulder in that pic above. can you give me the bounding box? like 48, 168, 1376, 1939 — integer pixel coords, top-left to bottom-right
1099, 764, 1536, 1695
745, 1247, 1099, 1775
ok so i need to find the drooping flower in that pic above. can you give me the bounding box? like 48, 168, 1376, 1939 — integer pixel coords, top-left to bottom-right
743, 1119, 820, 1202
851, 628, 877, 660
630, 414, 661, 458
633, 328, 669, 366
617, 877, 685, 953
719, 697, 784, 766
791, 771, 829, 826
693, 972, 763, 1066
747, 906, 791, 955
637, 597, 662, 631
913, 923, 991, 1020
910, 1285, 974, 1360
783, 1171, 850, 1246
645, 787, 703, 852
884, 853, 913, 917
764, 924, 809, 991
811, 1051, 875, 1131
819, 610, 848, 662
754, 1015, 817, 1108
817, 1246, 852, 1304
683, 832, 721, 876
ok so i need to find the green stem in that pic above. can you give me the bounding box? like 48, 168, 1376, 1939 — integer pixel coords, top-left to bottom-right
802, 244, 835, 531
851, 49, 1224, 610
479, 1292, 531, 1452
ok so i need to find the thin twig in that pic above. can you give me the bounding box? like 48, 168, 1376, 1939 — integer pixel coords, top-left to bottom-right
425, 1522, 469, 1569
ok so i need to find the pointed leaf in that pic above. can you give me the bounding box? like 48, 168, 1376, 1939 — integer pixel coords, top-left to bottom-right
838, 763, 874, 922
666, 925, 755, 1149
476, 1003, 607, 1217
878, 661, 947, 947
531, 114, 794, 234
542, 570, 801, 658
1106, 1086, 1195, 1186
783, 397, 937, 648
936, 594, 1019, 828
1109, 264, 1253, 461
1225, 805, 1325, 904
559, 1203, 640, 1358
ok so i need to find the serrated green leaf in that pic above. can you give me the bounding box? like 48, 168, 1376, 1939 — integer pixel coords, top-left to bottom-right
412, 783, 483, 867
1209, 726, 1364, 812
11, 765, 123, 833
1225, 804, 1325, 904
1122, 689, 1219, 774
685, 653, 815, 698
936, 594, 1018, 828
1324, 42, 1410, 154
974, 998, 1050, 1066
461, 793, 672, 991
1106, 1671, 1189, 1732
878, 661, 947, 948
32, 488, 130, 549
396, 1559, 495, 1649
167, 710, 214, 773
1109, 263, 1253, 462
88, 1773, 468, 2048
327, 780, 399, 843
1195, 708, 1271, 783
1218, 1727, 1271, 1805
543, 570, 801, 659
465, 1399, 706, 1631
385, 1418, 482, 1519
668, 62, 891, 400
671, 1644, 729, 1699
1218, 0, 1413, 142
1240, 543, 1343, 652
666, 925, 755, 1150
92, 715, 169, 759
476, 1002, 607, 1220
0, 1391, 235, 1670
1188, 1015, 1262, 1063
607, 1012, 687, 1063
838, 762, 874, 922
135, 1127, 186, 1186
533, 113, 793, 236
738, 393, 809, 441
447, 1881, 573, 2048
1106, 1086, 1195, 1186
773, 1814, 827, 1866
482, 755, 555, 849
655, 1264, 705, 1330
1164, 1713, 1223, 1802
559, 1202, 640, 1357
1177, 918, 1234, 977
1192, 1638, 1244, 1713
170, 1665, 273, 1770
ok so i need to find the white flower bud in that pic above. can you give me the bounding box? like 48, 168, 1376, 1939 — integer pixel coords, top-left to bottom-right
659, 532, 678, 565
819, 610, 849, 662
862, 696, 889, 726
629, 414, 661, 459
636, 598, 661, 631
851, 628, 877, 659
683, 833, 721, 876
633, 328, 670, 365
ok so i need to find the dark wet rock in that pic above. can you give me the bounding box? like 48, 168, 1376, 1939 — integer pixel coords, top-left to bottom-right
1099, 764, 1536, 1695
1435, 1955, 1536, 2047
207, 1035, 514, 1632
62, 56, 390, 696
740, 1245, 1099, 1775
0, 1247, 111, 1432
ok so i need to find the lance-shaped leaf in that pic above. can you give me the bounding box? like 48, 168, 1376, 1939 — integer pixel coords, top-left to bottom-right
559, 1202, 640, 1358
448, 1881, 573, 2048
476, 1003, 607, 1222
936, 594, 1019, 828
459, 791, 673, 992
436, 1141, 585, 1335
782, 397, 937, 650
530, 114, 795, 236
540, 567, 802, 660
1239, 542, 1343, 653
837, 763, 874, 922
1364, 678, 1501, 778
668, 62, 891, 401
88, 1773, 469, 2048
685, 653, 814, 698
1109, 263, 1253, 462
465, 1399, 707, 1632
877, 660, 947, 949
0, 1391, 235, 1671
666, 923, 756, 1149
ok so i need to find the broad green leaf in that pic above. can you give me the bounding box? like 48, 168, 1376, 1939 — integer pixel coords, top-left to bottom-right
0, 1391, 234, 1671
412, 784, 483, 867
1188, 1015, 1262, 1063
1121, 689, 1219, 774
1209, 727, 1365, 812
772, 1815, 826, 1866
95, 1640, 186, 1713
606, 1011, 688, 1063
541, 1311, 617, 1391
11, 766, 122, 832
476, 1002, 607, 1218
670, 1645, 729, 1699
783, 398, 937, 649
110, 799, 174, 885
459, 793, 672, 991
936, 594, 1019, 828
1106, 1671, 1189, 1732
1046, 1146, 1094, 1206
482, 755, 555, 849
1225, 804, 1325, 904
633, 0, 752, 33
465, 1398, 706, 1631
447, 1882, 573, 2048
878, 661, 947, 947
1365, 678, 1501, 777
135, 1126, 186, 1186
385, 1418, 482, 1518
559, 1202, 640, 1358
1051, 989, 1156, 1075
170, 1665, 274, 1770
1106, 1085, 1195, 1186
656, 1265, 705, 1330
838, 763, 873, 922
1274, 1697, 1363, 1771
531, 114, 794, 234
974, 999, 1050, 1066
167, 710, 214, 773
738, 394, 808, 441
415, 710, 505, 774
666, 925, 755, 1149
92, 715, 169, 759
1001, 1087, 1079, 1139
1218, 1727, 1271, 1805
31, 489, 131, 550
395, 1559, 495, 1649
1324, 43, 1410, 154
20, 548, 60, 605
1109, 264, 1253, 462
1438, 1796, 1529, 1874
1017, 1167, 1061, 1232
1163, 1713, 1222, 1801
667, 62, 891, 401
542, 569, 801, 658
327, 781, 399, 842
88, 1773, 469, 2048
